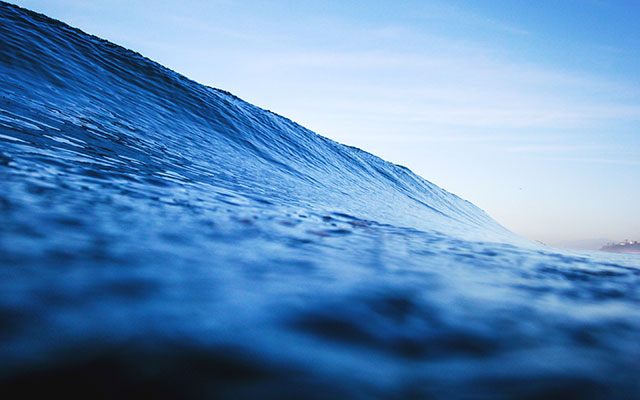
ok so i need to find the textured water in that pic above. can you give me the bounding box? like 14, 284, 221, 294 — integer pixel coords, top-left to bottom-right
1, 2, 639, 399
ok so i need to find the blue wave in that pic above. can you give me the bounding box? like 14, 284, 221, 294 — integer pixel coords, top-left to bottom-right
1, 2, 639, 399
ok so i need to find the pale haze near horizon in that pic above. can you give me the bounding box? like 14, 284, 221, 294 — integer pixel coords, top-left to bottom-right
10, 0, 640, 249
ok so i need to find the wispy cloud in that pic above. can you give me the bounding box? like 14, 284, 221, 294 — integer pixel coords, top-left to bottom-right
505, 144, 610, 153
545, 157, 640, 166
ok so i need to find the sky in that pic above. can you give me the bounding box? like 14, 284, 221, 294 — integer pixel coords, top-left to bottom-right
10, 0, 640, 248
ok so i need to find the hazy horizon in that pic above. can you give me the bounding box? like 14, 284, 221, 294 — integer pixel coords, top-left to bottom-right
10, 0, 639, 247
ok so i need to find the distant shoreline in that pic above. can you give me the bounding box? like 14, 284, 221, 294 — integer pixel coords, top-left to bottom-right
601, 241, 640, 254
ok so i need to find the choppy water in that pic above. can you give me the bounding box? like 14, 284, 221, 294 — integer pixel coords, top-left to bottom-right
1, 2, 639, 399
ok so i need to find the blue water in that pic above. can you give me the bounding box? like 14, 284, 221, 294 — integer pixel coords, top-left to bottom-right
1, 2, 639, 398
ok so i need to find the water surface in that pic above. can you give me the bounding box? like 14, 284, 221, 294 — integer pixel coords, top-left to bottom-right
1, 3, 639, 399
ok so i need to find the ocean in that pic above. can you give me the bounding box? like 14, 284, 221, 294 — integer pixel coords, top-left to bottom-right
1, 2, 639, 398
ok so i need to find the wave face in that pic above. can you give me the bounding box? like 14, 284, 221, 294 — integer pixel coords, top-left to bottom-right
1, 3, 639, 399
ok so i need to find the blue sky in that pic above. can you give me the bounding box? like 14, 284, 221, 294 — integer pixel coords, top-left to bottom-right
11, 0, 640, 247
